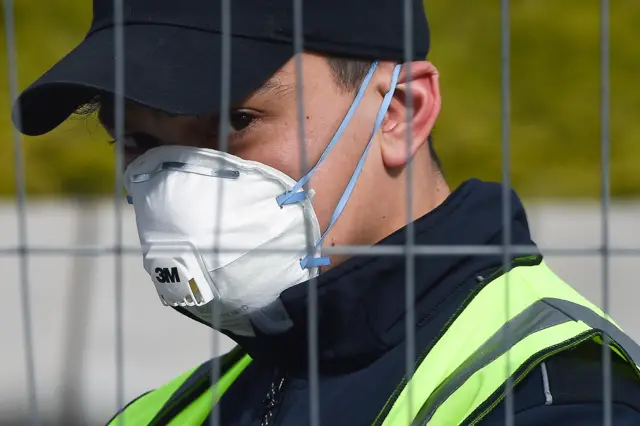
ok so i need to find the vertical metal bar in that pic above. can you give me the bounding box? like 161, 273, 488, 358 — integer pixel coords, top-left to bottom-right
59, 200, 99, 424
291, 0, 319, 424
403, 0, 415, 423
599, 0, 612, 425
500, 1, 514, 426
113, 0, 126, 422
209, 0, 232, 424
2, 1, 40, 424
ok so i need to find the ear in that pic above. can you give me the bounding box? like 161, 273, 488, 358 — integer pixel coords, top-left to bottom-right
380, 61, 441, 168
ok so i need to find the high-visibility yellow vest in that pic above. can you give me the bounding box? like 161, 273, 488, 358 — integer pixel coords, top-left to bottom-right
107, 258, 640, 426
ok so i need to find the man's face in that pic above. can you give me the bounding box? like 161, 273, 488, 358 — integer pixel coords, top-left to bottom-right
100, 53, 439, 259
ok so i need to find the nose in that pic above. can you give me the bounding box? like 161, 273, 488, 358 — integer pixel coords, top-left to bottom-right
99, 100, 165, 168
122, 133, 163, 169
100, 99, 216, 171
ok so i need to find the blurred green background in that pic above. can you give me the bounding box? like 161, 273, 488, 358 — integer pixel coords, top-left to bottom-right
0, 0, 638, 198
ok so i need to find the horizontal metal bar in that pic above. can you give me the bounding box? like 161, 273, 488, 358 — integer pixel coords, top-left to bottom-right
0, 245, 639, 257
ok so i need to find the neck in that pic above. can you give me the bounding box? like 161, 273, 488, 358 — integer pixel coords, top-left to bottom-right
324, 155, 450, 269
371, 159, 450, 244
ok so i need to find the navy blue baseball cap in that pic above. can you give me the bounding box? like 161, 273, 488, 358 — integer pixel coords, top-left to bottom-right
13, 0, 430, 136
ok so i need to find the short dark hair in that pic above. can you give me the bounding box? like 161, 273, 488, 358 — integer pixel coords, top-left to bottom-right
325, 56, 441, 171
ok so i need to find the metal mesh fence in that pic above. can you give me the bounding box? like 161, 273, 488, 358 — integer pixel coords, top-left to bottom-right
3, 0, 639, 425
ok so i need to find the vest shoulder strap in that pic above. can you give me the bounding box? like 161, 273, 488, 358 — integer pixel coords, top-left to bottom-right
106, 345, 251, 426
380, 258, 640, 426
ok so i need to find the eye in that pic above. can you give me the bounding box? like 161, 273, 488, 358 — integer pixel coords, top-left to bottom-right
128, 133, 161, 150
229, 110, 257, 132
107, 133, 160, 151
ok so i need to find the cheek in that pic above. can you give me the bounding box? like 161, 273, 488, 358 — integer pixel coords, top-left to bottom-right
232, 117, 351, 232
308, 110, 383, 228
236, 122, 310, 180
230, 91, 364, 225
306, 135, 358, 225
242, 116, 337, 181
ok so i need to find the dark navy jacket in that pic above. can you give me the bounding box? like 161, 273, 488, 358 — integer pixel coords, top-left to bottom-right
189, 179, 640, 426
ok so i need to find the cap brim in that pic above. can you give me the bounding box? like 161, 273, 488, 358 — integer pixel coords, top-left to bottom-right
14, 25, 293, 136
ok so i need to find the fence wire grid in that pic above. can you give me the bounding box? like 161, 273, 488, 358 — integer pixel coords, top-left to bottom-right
2, 1, 637, 426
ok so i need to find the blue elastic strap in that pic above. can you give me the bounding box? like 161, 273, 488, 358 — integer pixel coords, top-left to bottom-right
275, 62, 379, 207
300, 64, 403, 269
279, 191, 306, 205
126, 195, 133, 205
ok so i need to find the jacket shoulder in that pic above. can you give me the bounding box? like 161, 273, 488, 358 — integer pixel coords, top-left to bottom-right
477, 340, 640, 425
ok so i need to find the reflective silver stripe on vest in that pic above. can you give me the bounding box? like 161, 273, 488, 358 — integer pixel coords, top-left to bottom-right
147, 347, 246, 426
545, 298, 640, 365
413, 298, 640, 426
146, 360, 213, 426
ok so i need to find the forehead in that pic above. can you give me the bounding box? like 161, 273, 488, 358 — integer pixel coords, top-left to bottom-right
252, 74, 295, 100
98, 54, 336, 129
251, 54, 335, 99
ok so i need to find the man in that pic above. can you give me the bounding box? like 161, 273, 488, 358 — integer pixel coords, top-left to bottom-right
13, 0, 640, 425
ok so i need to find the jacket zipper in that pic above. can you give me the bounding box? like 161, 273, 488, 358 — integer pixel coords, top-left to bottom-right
260, 367, 288, 426
371, 254, 542, 426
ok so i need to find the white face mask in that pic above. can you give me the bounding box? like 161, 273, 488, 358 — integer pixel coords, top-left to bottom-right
124, 62, 401, 336
124, 147, 321, 336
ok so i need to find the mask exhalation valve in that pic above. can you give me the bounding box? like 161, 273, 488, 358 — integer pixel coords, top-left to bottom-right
142, 242, 217, 307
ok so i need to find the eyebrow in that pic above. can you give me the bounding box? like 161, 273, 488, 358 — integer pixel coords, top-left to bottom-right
252, 75, 295, 99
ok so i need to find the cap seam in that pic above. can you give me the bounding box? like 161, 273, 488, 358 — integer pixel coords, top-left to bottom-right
87, 21, 292, 44
85, 22, 418, 59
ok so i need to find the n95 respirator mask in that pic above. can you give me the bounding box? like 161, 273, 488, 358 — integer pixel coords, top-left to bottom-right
124, 146, 322, 336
